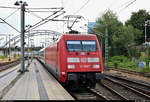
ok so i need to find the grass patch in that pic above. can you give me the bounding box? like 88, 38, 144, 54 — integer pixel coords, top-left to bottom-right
108, 56, 150, 73
0, 56, 6, 59
137, 67, 150, 73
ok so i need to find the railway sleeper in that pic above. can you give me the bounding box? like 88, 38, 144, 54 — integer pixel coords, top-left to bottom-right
104, 77, 150, 100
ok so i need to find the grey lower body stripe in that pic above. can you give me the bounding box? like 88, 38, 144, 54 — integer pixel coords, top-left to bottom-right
34, 62, 48, 100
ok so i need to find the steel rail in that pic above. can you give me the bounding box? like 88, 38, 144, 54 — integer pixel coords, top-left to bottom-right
70, 88, 108, 100
104, 77, 150, 99
0, 60, 20, 72
88, 88, 108, 100
108, 67, 150, 77
122, 82, 150, 96
105, 74, 150, 87
99, 82, 128, 100
105, 75, 150, 96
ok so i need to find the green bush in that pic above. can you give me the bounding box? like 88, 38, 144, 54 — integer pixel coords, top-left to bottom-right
118, 63, 125, 68
0, 56, 6, 59
15, 54, 20, 58
109, 56, 129, 63
138, 67, 150, 73
135, 50, 141, 58
108, 56, 138, 70
108, 55, 150, 73
108, 62, 114, 67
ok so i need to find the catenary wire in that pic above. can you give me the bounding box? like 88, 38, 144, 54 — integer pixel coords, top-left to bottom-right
4, 9, 19, 20
119, 0, 136, 13
27, 12, 44, 20
73, 0, 90, 15
0, 6, 19, 9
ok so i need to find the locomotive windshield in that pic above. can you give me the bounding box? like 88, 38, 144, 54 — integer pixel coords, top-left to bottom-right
66, 40, 97, 51
82, 41, 97, 51
66, 41, 82, 51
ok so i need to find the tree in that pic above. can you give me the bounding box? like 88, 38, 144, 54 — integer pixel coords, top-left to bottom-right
112, 25, 142, 57
93, 10, 123, 57
94, 10, 123, 35
93, 10, 142, 57
125, 9, 150, 44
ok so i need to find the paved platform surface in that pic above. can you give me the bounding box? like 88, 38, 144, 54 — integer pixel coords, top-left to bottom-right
2, 59, 74, 100
0, 63, 21, 96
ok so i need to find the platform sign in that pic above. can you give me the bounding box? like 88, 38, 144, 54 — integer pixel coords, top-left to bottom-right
138, 61, 146, 68
28, 48, 30, 52
141, 52, 145, 57
88, 22, 98, 34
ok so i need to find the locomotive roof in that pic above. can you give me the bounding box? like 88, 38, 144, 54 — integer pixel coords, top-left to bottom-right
62, 34, 97, 40
63, 34, 96, 36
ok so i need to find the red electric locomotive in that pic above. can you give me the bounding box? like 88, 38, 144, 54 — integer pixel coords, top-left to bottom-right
39, 34, 104, 88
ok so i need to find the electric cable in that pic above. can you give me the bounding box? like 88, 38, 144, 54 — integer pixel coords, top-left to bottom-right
27, 12, 43, 20
119, 0, 136, 12
104, 0, 122, 13
112, 0, 131, 11
74, 0, 90, 15
27, 7, 64, 10
4, 9, 19, 20
0, 6, 19, 9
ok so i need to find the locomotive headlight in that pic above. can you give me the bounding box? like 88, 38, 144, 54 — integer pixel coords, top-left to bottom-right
67, 57, 80, 63
93, 64, 100, 68
88, 57, 99, 62
68, 64, 75, 69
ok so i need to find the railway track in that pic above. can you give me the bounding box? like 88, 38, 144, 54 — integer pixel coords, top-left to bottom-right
102, 76, 150, 100
0, 59, 20, 72
69, 87, 108, 100
105, 74, 150, 90
105, 74, 150, 97
108, 67, 150, 77
95, 82, 128, 100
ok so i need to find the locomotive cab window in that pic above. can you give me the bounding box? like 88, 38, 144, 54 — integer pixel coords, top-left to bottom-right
66, 40, 97, 52
66, 41, 82, 51
82, 41, 97, 51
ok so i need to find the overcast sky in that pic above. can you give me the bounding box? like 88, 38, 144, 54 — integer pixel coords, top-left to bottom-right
0, 0, 149, 46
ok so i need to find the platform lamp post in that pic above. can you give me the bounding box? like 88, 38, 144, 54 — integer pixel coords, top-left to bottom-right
25, 25, 32, 66
14, 1, 28, 72
8, 34, 13, 61
30, 38, 34, 60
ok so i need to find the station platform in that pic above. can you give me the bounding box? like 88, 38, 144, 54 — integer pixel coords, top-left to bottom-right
2, 59, 74, 100
0, 63, 20, 98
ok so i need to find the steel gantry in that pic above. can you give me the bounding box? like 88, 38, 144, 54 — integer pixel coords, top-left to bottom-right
2, 30, 61, 48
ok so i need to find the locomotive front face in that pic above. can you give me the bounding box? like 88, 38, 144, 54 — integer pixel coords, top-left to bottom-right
62, 35, 104, 87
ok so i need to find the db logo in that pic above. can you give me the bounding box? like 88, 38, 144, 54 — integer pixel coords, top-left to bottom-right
81, 58, 87, 63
